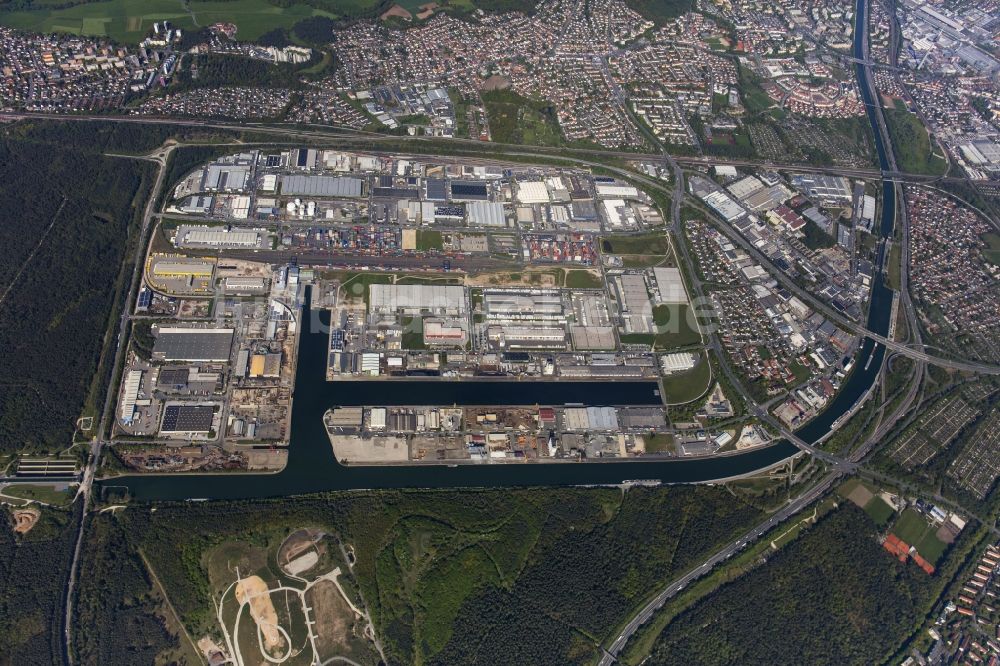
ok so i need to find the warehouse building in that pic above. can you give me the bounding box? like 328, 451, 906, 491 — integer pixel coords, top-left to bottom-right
727, 175, 765, 200
280, 175, 364, 197
423, 319, 468, 346
176, 195, 214, 215
653, 267, 688, 305
202, 164, 251, 192
595, 183, 639, 200
615, 274, 654, 333
369, 284, 466, 317
328, 406, 363, 429
449, 180, 489, 201
151, 260, 214, 279
486, 325, 566, 348
570, 325, 616, 350
516, 181, 549, 204
159, 404, 216, 437
152, 327, 234, 362
467, 201, 506, 227
790, 174, 852, 205
175, 226, 265, 249
702, 190, 745, 222
119, 370, 143, 424
564, 406, 619, 431
483, 290, 564, 322
425, 178, 448, 201
661, 352, 699, 374
619, 407, 667, 430
224, 276, 269, 294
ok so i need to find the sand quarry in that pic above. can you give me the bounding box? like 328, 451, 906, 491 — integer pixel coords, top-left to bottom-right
235, 575, 283, 652
12, 507, 40, 534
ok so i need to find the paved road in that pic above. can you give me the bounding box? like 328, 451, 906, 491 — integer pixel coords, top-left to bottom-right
0, 111, 961, 185
62, 145, 173, 665
598, 469, 839, 665
599, 2, 943, 661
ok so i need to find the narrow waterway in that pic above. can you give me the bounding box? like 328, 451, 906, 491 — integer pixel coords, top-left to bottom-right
797, 0, 895, 442
104, 297, 799, 501
101, 0, 891, 500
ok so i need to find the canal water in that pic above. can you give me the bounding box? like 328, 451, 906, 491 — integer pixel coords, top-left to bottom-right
106, 297, 799, 501
103, 0, 889, 500
797, 0, 895, 442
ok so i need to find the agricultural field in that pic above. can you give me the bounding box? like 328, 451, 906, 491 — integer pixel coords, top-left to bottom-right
0, 0, 348, 43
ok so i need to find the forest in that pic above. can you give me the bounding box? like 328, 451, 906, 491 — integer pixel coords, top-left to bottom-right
645, 505, 935, 665
0, 502, 81, 665
111, 486, 768, 664
72, 515, 177, 665
0, 138, 155, 453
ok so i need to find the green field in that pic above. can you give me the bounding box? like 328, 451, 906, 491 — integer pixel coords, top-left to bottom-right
887, 242, 902, 291
660, 354, 711, 404
892, 508, 928, 544
983, 232, 1000, 266
1, 483, 73, 506
415, 229, 442, 251
864, 497, 894, 527
482, 89, 563, 147
884, 108, 948, 176
643, 433, 675, 453
0, 0, 345, 43
601, 232, 671, 255
892, 507, 946, 563
564, 269, 604, 289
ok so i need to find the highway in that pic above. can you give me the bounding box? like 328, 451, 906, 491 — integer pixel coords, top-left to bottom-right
0, 110, 966, 185
16, 30, 989, 660
598, 469, 840, 666
599, 1, 938, 661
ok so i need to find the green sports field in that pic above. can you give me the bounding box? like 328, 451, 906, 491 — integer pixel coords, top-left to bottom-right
0, 0, 357, 43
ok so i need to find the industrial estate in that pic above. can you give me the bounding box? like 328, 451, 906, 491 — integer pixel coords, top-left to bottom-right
4, 0, 1000, 664
106, 145, 902, 471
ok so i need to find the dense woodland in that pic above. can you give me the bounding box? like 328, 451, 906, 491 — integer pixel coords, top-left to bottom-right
3, 120, 200, 155
174, 54, 309, 92
0, 503, 80, 664
112, 486, 766, 664
645, 506, 935, 665
0, 138, 154, 453
72, 515, 175, 665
